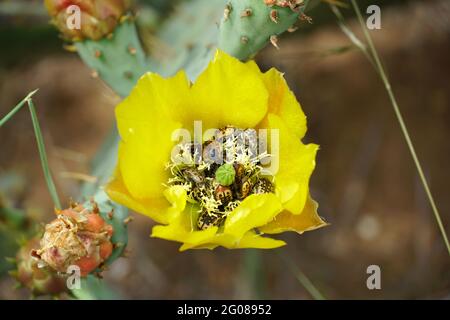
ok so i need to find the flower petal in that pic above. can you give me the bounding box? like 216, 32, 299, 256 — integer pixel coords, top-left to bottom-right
151, 203, 219, 245
115, 72, 189, 200
179, 231, 286, 251
190, 50, 269, 129
260, 68, 307, 139
224, 193, 282, 239
268, 114, 319, 214
105, 173, 169, 223
259, 195, 328, 234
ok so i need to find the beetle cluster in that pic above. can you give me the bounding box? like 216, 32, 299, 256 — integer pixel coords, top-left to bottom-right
167, 126, 275, 230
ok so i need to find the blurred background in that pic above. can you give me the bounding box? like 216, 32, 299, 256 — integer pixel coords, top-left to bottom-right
0, 0, 449, 299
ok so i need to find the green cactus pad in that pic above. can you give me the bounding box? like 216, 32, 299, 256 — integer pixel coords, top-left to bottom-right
75, 20, 150, 97
219, 0, 304, 60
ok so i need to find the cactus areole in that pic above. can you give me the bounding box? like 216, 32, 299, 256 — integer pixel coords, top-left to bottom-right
219, 0, 305, 60
32, 202, 114, 277
44, 0, 131, 41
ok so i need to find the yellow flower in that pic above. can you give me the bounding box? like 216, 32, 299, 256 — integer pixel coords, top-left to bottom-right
106, 50, 327, 251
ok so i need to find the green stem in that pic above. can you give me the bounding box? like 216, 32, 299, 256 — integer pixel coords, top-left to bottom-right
329, 4, 376, 70
279, 252, 326, 300
349, 0, 450, 255
27, 99, 61, 210
243, 250, 265, 299
0, 89, 38, 127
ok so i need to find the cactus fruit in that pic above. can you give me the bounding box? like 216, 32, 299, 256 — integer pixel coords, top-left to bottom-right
44, 0, 131, 41
219, 0, 307, 60
86, 190, 129, 268
12, 237, 67, 296
32, 201, 114, 277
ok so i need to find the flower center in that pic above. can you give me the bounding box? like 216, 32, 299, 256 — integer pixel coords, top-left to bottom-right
167, 126, 275, 230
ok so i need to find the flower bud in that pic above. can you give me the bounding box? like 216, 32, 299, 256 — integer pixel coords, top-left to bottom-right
14, 238, 67, 296
33, 203, 114, 277
44, 0, 130, 41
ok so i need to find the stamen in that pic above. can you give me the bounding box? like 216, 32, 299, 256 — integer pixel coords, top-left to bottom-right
166, 126, 275, 230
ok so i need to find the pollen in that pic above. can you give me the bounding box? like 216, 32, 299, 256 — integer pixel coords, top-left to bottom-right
167, 126, 275, 230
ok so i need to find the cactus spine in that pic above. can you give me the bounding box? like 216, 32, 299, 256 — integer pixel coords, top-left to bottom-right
219, 0, 306, 60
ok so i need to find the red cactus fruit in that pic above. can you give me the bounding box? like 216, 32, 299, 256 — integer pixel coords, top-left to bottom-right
14, 238, 67, 296
33, 203, 114, 277
44, 0, 130, 41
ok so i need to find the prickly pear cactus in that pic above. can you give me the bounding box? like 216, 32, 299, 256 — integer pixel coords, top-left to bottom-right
149, 0, 227, 80
219, 0, 306, 60
86, 190, 129, 268
44, 0, 146, 97
75, 19, 150, 97
34, 0, 318, 299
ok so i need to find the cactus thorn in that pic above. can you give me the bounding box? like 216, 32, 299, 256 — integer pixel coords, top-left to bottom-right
91, 70, 99, 79
128, 45, 137, 55
288, 25, 298, 32
264, 0, 277, 6
69, 199, 77, 209
107, 210, 114, 220
241, 36, 249, 44
114, 242, 124, 249
92, 202, 100, 214
270, 10, 279, 23
224, 3, 232, 21
299, 12, 313, 24
100, 264, 109, 272
94, 50, 102, 58
107, 33, 114, 40
123, 216, 134, 225
270, 35, 279, 49
123, 71, 133, 79
241, 8, 253, 18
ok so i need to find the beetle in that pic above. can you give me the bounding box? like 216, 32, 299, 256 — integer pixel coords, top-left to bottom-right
214, 185, 233, 205
197, 210, 225, 230
251, 178, 274, 194
236, 176, 254, 200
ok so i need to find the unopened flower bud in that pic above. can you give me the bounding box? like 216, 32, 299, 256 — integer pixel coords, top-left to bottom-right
33, 203, 114, 277
44, 0, 130, 41
14, 238, 67, 296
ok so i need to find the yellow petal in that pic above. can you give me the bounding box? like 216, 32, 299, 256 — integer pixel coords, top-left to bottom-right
224, 193, 282, 239
190, 50, 269, 129
259, 195, 328, 234
268, 113, 318, 214
179, 231, 286, 251
115, 72, 189, 200
151, 203, 220, 245
106, 171, 180, 224
151, 193, 285, 251
260, 68, 307, 139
